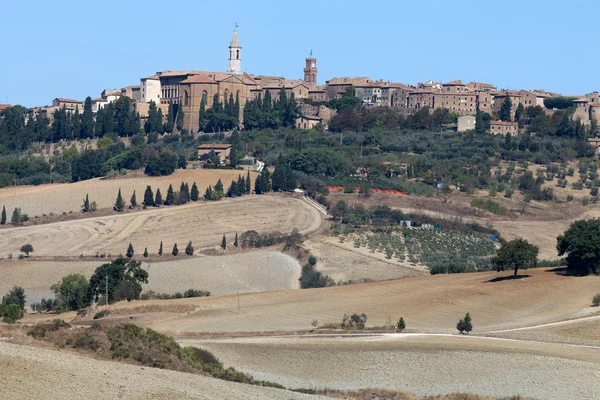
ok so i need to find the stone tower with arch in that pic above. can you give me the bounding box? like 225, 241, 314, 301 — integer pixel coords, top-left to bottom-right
227, 26, 242, 75
304, 54, 317, 87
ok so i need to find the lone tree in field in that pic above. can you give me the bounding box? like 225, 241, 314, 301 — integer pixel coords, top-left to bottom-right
158, 241, 163, 256
190, 182, 199, 201
397, 317, 406, 332
20, 244, 33, 257
126, 243, 134, 258
221, 234, 227, 250
234, 233, 239, 247
143, 185, 154, 207
185, 241, 194, 256
155, 188, 163, 206
165, 184, 174, 205
143, 247, 148, 258
491, 238, 539, 279
88, 258, 148, 304
82, 194, 90, 212
457, 313, 473, 334
1, 205, 6, 225
172, 243, 179, 256
130, 191, 137, 209
114, 188, 125, 212
557, 219, 600, 275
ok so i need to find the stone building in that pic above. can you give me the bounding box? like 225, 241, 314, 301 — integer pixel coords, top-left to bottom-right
52, 98, 83, 113
457, 115, 476, 132
197, 144, 232, 164
490, 121, 518, 135
492, 91, 521, 120
140, 75, 161, 103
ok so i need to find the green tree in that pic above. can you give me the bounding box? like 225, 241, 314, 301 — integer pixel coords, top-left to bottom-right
158, 241, 163, 256
2, 286, 26, 310
88, 257, 149, 304
130, 191, 137, 209
499, 94, 513, 122
1, 205, 6, 225
246, 171, 251, 193
20, 244, 33, 257
82, 194, 90, 212
114, 188, 125, 212
190, 182, 199, 201
145, 100, 159, 133
185, 241, 194, 256
172, 243, 179, 256
143, 247, 148, 258
457, 312, 473, 334
126, 242, 134, 258
180, 182, 190, 203
166, 103, 174, 133
198, 96, 207, 132
234, 233, 239, 247
50, 274, 91, 311
221, 234, 227, 250
204, 185, 213, 200
557, 219, 600, 275
397, 317, 406, 331
143, 185, 154, 207
515, 103, 525, 122
176, 104, 185, 132
2, 304, 23, 323
81, 96, 94, 138
155, 188, 163, 206
165, 184, 174, 205
11, 207, 21, 225
491, 238, 539, 278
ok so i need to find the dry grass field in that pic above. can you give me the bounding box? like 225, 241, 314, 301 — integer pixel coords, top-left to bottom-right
93, 268, 600, 334
0, 195, 321, 258
0, 251, 300, 304
0, 341, 324, 400
180, 335, 600, 400
0, 169, 258, 217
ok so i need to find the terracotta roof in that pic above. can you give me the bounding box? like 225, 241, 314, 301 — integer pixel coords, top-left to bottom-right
443, 80, 465, 86
91, 98, 107, 102
142, 75, 159, 81
0, 104, 10, 111
298, 115, 322, 121
490, 121, 518, 126
435, 91, 476, 96
198, 143, 232, 149
590, 103, 600, 108
468, 82, 496, 88
121, 85, 140, 90
156, 70, 202, 78
180, 71, 257, 86
326, 77, 372, 86
493, 91, 521, 97
54, 98, 83, 103
263, 81, 309, 90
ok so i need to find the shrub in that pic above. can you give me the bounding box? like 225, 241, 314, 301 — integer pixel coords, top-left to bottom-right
72, 331, 103, 351
93, 310, 109, 319
2, 304, 24, 323
397, 317, 406, 331
593, 293, 600, 307
457, 312, 473, 334
471, 199, 507, 215
27, 319, 70, 338
341, 313, 367, 329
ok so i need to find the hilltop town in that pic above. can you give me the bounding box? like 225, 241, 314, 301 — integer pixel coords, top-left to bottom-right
3, 27, 599, 140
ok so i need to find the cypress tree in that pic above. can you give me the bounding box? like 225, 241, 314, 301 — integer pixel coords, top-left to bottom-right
1, 205, 6, 225
157, 108, 164, 133
114, 188, 125, 212
158, 241, 163, 256
180, 182, 190, 203
166, 103, 174, 133
204, 185, 213, 200
94, 107, 105, 136
143, 247, 148, 258
198, 97, 207, 132
11, 208, 21, 225
190, 182, 199, 201
234, 91, 240, 128
246, 171, 251, 193
499, 94, 513, 122
82, 194, 90, 212
221, 234, 227, 250
176, 104, 184, 132
81, 96, 94, 138
130, 191, 137, 209
234, 233, 239, 247
172, 243, 179, 256
254, 175, 263, 195
143, 185, 154, 207
126, 243, 134, 258
155, 188, 163, 206
215, 179, 224, 194
185, 241, 194, 256
227, 180, 237, 197
165, 184, 174, 205
145, 101, 158, 133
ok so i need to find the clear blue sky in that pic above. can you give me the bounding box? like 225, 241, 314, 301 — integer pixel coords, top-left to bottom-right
1, 0, 596, 107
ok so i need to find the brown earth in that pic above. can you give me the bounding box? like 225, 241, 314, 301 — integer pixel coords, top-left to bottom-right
0, 251, 301, 304
180, 335, 600, 400
0, 341, 325, 400
0, 168, 258, 217
88, 268, 600, 334
0, 195, 321, 258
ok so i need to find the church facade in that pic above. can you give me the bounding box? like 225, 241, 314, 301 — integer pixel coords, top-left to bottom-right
178, 28, 318, 132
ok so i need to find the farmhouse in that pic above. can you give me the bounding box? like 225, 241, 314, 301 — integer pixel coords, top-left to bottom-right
197, 143, 232, 164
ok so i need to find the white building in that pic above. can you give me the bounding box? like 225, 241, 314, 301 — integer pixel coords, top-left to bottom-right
457, 115, 476, 132
140, 75, 161, 103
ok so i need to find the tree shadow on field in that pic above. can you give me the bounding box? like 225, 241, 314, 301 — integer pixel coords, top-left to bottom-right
485, 274, 531, 283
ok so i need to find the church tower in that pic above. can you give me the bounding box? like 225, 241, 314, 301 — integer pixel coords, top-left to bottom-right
227, 27, 242, 75
304, 56, 317, 86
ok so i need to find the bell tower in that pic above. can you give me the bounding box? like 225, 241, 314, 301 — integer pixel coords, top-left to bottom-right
304, 55, 317, 86
227, 26, 242, 75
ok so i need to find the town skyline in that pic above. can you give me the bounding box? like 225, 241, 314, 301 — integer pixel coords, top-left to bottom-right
2, 0, 597, 107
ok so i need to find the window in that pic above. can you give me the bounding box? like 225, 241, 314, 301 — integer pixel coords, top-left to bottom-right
236, 49, 240, 59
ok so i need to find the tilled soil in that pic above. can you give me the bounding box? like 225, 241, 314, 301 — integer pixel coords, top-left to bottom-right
0, 341, 325, 400
0, 195, 321, 258
181, 335, 600, 400
0, 251, 300, 304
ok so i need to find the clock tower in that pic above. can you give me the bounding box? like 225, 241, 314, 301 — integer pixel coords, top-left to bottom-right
304, 57, 317, 86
